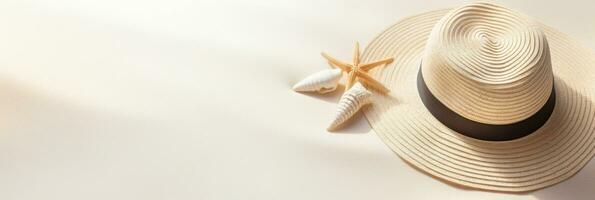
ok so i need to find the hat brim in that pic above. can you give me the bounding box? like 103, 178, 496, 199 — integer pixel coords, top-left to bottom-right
361, 9, 595, 192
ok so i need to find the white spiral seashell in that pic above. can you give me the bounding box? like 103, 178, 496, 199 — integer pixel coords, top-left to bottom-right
293, 69, 342, 94
327, 83, 372, 131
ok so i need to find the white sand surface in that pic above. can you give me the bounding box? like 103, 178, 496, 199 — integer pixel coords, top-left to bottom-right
0, 0, 593, 199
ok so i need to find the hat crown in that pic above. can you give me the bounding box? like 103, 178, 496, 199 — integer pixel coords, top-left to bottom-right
421, 3, 554, 125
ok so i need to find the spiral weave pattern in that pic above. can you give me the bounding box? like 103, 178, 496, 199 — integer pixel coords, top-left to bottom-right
421, 3, 553, 124
360, 2, 595, 192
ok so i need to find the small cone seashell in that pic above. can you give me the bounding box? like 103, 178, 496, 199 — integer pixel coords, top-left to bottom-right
327, 82, 372, 131
293, 69, 342, 94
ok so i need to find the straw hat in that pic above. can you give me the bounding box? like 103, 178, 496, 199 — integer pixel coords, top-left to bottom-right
361, 2, 595, 192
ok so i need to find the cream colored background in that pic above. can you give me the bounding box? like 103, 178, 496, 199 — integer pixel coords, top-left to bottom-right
0, 0, 593, 199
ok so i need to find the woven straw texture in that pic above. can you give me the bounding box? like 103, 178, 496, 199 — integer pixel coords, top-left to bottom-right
421, 3, 553, 125
361, 3, 595, 192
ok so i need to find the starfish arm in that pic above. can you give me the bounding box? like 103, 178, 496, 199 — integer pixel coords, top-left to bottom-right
326, 61, 348, 72
356, 70, 390, 94
353, 42, 360, 66
360, 58, 394, 71
345, 70, 358, 91
321, 52, 351, 71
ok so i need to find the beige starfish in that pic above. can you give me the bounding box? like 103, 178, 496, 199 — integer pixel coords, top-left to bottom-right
321, 42, 393, 94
